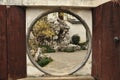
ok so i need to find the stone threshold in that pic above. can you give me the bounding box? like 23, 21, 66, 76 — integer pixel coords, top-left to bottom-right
17, 76, 94, 80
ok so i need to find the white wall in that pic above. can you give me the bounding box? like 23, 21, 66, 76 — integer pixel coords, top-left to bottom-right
26, 7, 92, 76
0, 0, 110, 7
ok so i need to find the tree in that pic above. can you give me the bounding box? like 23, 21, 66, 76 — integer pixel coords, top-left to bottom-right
32, 18, 55, 45
71, 34, 80, 45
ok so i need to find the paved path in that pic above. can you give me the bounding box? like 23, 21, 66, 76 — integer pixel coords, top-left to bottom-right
43, 51, 87, 73
27, 50, 92, 76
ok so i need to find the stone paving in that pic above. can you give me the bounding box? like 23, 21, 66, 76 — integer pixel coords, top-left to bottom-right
27, 50, 92, 77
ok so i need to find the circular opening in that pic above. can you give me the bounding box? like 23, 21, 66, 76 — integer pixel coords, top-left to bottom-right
27, 9, 91, 76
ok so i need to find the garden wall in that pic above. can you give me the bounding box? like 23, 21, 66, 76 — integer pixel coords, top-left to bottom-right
26, 7, 92, 76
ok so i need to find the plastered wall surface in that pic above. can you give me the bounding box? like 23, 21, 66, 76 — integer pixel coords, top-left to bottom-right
0, 0, 110, 7
26, 7, 92, 76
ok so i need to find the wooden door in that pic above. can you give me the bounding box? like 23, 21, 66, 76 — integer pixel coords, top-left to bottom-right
92, 1, 120, 80
0, 5, 8, 80
7, 6, 26, 80
0, 6, 26, 80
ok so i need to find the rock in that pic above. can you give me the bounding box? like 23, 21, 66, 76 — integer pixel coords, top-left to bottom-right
53, 46, 59, 51
68, 44, 81, 51
30, 49, 35, 56
34, 48, 41, 61
53, 35, 58, 40
74, 45, 81, 50
65, 46, 74, 52
68, 44, 76, 47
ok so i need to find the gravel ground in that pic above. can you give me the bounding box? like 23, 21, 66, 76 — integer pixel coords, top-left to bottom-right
27, 50, 92, 77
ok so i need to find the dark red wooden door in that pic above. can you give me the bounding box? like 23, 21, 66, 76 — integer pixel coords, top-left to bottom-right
0, 5, 8, 80
0, 6, 26, 80
7, 6, 26, 80
92, 1, 120, 80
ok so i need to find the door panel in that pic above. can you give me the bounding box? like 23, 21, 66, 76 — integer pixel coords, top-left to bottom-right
0, 5, 8, 80
7, 6, 26, 80
92, 1, 120, 80
92, 5, 103, 80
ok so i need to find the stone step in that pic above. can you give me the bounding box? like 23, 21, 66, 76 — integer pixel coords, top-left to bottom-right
17, 76, 94, 80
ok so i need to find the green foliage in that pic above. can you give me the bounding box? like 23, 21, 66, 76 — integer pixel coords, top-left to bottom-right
80, 46, 86, 50
37, 56, 53, 67
71, 34, 80, 45
40, 45, 56, 53
63, 47, 75, 52
79, 41, 88, 50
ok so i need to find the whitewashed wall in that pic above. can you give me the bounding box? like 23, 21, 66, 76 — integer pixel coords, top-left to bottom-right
0, 0, 5, 4
26, 7, 92, 76
0, 0, 110, 7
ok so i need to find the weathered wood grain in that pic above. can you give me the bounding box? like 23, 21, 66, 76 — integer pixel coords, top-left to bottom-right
0, 5, 8, 80
92, 1, 120, 80
7, 6, 26, 80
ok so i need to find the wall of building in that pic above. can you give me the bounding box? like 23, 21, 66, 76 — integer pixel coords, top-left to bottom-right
0, 0, 110, 7
26, 7, 92, 76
